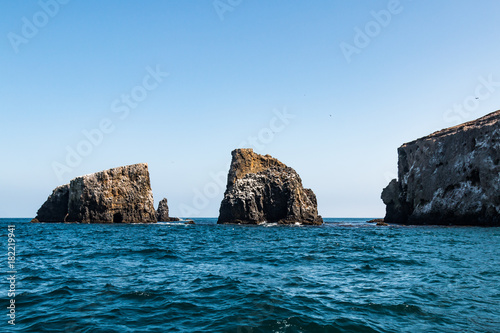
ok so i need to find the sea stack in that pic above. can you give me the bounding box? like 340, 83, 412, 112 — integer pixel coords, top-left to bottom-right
156, 198, 170, 222
217, 149, 323, 225
382, 110, 500, 226
156, 198, 180, 222
33, 163, 157, 223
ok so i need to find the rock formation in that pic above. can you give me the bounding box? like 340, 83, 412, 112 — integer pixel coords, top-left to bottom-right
31, 184, 69, 223
156, 198, 180, 222
156, 198, 170, 222
33, 163, 157, 223
382, 110, 500, 226
217, 149, 323, 225
367, 218, 385, 224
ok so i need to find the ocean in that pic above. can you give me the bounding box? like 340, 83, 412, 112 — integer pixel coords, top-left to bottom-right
2, 218, 500, 333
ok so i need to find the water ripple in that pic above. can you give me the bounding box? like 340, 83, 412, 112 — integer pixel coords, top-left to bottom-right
3, 218, 500, 332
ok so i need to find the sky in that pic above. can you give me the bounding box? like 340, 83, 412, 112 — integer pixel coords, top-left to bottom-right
2, 0, 500, 218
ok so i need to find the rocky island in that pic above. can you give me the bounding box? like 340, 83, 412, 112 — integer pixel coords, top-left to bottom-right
32, 163, 157, 223
217, 149, 323, 225
382, 110, 500, 226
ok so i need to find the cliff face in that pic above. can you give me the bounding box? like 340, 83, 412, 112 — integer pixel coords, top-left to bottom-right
33, 184, 70, 222
218, 149, 323, 225
382, 110, 500, 226
34, 163, 157, 223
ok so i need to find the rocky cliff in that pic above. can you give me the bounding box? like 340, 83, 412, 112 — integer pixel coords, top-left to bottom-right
33, 163, 157, 223
217, 149, 323, 225
33, 184, 70, 222
382, 110, 500, 226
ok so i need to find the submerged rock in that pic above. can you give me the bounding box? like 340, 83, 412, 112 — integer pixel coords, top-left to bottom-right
382, 110, 500, 226
34, 163, 157, 223
217, 149, 323, 225
367, 218, 385, 224
376, 221, 389, 226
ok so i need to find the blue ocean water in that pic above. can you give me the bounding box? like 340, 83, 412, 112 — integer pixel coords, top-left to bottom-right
1, 218, 500, 333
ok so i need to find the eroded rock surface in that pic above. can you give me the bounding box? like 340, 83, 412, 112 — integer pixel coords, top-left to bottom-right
32, 184, 70, 222
156, 198, 179, 221
218, 149, 323, 225
382, 110, 500, 226
156, 198, 170, 222
34, 163, 157, 223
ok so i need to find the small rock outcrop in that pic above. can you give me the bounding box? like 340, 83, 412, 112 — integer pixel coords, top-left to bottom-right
217, 149, 323, 225
156, 198, 180, 222
376, 221, 389, 226
33, 163, 157, 223
367, 218, 385, 224
382, 110, 500, 226
156, 198, 170, 222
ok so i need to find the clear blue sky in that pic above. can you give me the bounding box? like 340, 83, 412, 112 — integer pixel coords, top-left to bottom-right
2, 0, 500, 218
